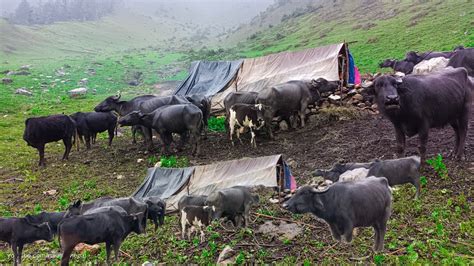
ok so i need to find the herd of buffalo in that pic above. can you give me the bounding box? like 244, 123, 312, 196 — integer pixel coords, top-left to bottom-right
1, 46, 473, 264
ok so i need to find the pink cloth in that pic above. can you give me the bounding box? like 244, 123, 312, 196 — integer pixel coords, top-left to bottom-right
354, 66, 361, 85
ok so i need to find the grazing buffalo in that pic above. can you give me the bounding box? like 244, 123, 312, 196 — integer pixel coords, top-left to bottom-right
23, 114, 77, 167
180, 205, 214, 242
448, 48, 474, 76
70, 111, 117, 149
23, 212, 65, 235
59, 210, 144, 265
369, 68, 472, 160
283, 177, 392, 251
65, 197, 148, 230
412, 57, 449, 75
205, 186, 259, 227
137, 95, 190, 149
379, 59, 415, 74
118, 104, 203, 155
178, 195, 208, 211
186, 94, 211, 138
257, 80, 322, 136
0, 216, 54, 265
94, 94, 156, 144
228, 103, 271, 148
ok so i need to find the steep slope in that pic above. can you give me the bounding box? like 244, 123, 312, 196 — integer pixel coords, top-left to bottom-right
227, 0, 473, 72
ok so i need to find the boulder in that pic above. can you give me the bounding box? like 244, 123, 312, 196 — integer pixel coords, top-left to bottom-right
19, 65, 31, 71
357, 103, 366, 108
78, 78, 88, 86
68, 87, 87, 98
15, 88, 33, 96
279, 120, 289, 131
328, 94, 341, 104
2, 78, 13, 84
352, 94, 364, 102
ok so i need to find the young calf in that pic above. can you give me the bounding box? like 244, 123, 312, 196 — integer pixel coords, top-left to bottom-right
180, 206, 215, 242
0, 217, 54, 265
23, 114, 77, 166
70, 111, 117, 149
283, 177, 392, 252
59, 210, 144, 265
228, 104, 270, 148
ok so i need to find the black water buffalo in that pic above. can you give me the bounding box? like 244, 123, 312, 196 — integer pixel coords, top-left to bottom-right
70, 111, 117, 149
379, 59, 415, 74
59, 210, 144, 265
94, 94, 156, 144
228, 103, 271, 148
370, 68, 472, 160
178, 195, 208, 211
283, 177, 392, 251
0, 216, 54, 265
312, 78, 340, 93
448, 48, 474, 76
257, 80, 322, 136
180, 205, 214, 242
405, 50, 454, 65
186, 94, 211, 138
82, 206, 128, 216
136, 95, 191, 149
118, 104, 203, 155
65, 197, 148, 230
205, 186, 259, 227
142, 196, 166, 230
23, 212, 65, 235
23, 114, 77, 167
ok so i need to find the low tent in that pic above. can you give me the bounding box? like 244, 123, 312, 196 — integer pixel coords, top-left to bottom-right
132, 155, 295, 211
211, 43, 351, 111
174, 60, 243, 97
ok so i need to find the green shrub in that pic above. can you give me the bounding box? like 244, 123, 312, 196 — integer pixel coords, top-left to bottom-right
208, 116, 226, 132
160, 156, 189, 168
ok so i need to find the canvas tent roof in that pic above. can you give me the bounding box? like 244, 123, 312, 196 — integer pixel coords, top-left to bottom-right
174, 60, 243, 97
133, 155, 283, 211
211, 43, 348, 110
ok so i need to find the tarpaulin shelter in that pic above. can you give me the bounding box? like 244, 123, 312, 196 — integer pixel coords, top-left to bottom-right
173, 43, 354, 111
132, 155, 295, 211
174, 60, 243, 97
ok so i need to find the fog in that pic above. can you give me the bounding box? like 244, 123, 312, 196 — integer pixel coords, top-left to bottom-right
1, 0, 275, 27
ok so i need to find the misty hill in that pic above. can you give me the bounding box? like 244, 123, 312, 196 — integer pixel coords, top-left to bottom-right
224, 0, 473, 72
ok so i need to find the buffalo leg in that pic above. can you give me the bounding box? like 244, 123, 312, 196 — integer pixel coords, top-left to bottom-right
418, 126, 429, 162
131, 127, 137, 144
17, 244, 24, 264
412, 175, 421, 199
456, 111, 469, 159
108, 128, 114, 146
12, 242, 18, 266
191, 130, 200, 156
341, 220, 354, 243
37, 144, 46, 167
84, 134, 91, 149
394, 124, 406, 157
143, 126, 154, 150
161, 132, 173, 155
62, 137, 72, 160
60, 245, 74, 266
328, 223, 342, 242
105, 242, 112, 264
113, 240, 122, 261
373, 222, 386, 252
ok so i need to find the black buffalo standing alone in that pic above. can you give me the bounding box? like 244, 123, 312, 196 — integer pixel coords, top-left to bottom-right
257, 80, 322, 138
70, 111, 117, 149
118, 104, 203, 155
369, 68, 472, 160
283, 177, 392, 251
94, 94, 156, 144
23, 114, 77, 166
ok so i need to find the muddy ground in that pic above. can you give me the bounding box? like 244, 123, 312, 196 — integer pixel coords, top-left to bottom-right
0, 104, 473, 264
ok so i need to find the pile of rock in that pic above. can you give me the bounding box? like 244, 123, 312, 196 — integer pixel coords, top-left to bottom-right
319, 85, 375, 110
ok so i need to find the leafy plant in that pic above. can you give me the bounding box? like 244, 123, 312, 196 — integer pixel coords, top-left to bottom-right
374, 254, 385, 265
426, 154, 448, 179
148, 155, 158, 166
235, 251, 246, 265
420, 176, 427, 186
208, 116, 226, 132
159, 156, 189, 168
34, 203, 43, 214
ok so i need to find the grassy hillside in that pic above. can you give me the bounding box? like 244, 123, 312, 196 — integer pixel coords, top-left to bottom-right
227, 0, 473, 72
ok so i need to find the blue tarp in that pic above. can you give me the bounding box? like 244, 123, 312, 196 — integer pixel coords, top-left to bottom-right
174, 60, 243, 97
348, 52, 355, 84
